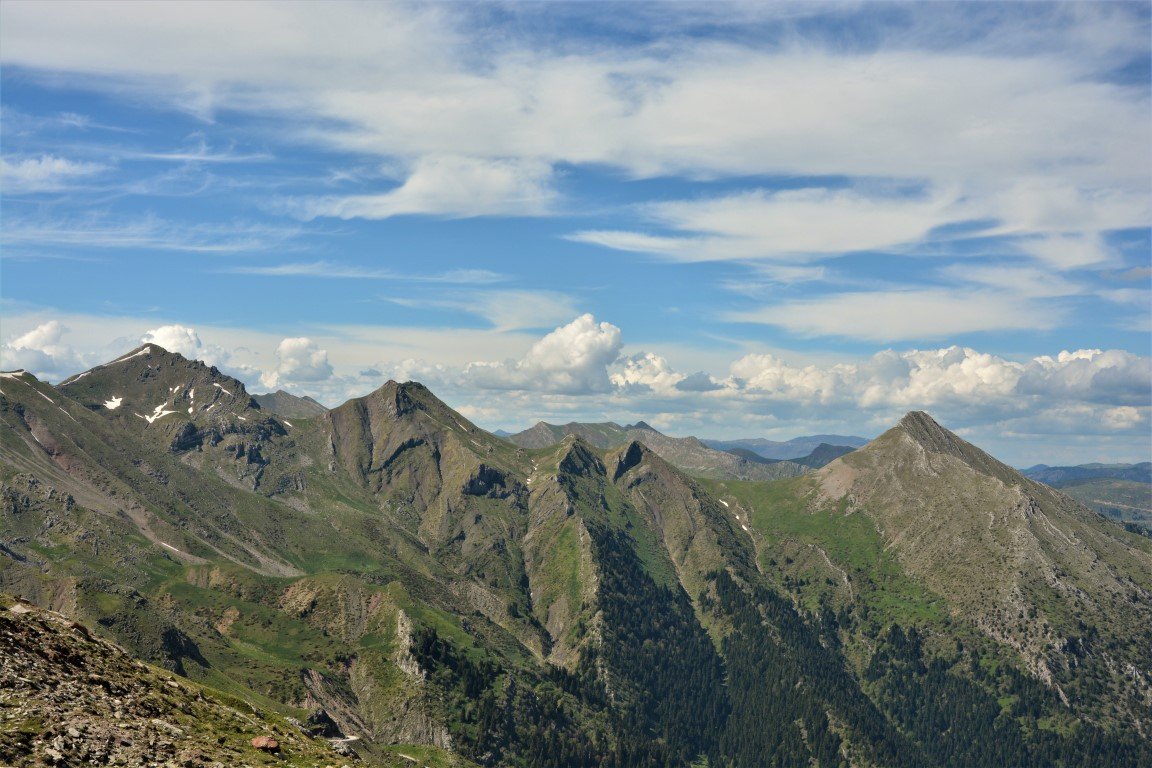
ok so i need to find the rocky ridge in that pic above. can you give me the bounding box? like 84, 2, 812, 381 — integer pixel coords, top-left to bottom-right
0, 594, 358, 767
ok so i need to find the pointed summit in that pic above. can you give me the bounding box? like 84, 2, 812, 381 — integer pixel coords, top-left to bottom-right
883, 410, 1019, 484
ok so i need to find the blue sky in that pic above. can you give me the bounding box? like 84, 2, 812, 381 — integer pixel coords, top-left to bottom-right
1, 1, 1149, 465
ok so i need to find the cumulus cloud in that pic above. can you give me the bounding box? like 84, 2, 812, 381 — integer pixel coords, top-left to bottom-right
611, 352, 686, 394
0, 320, 83, 380
142, 325, 204, 359
260, 337, 334, 389
717, 345, 1151, 434
464, 314, 622, 393
1018, 349, 1151, 405
141, 324, 234, 370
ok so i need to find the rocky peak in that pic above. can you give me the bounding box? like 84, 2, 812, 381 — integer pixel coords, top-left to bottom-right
897, 411, 966, 456
868, 410, 1030, 491
611, 440, 652, 481
369, 380, 446, 420
557, 436, 604, 478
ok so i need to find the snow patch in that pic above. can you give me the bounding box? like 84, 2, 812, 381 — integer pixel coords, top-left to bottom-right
141, 402, 177, 424
160, 542, 181, 553
283, 420, 293, 428
719, 499, 729, 508
741, 524, 749, 532
213, 382, 233, 396
110, 346, 151, 364
0, 370, 27, 380
104, 396, 123, 410
36, 390, 55, 404
67, 369, 92, 383
188, 388, 195, 400
58, 407, 77, 422
236, 416, 247, 421
188, 407, 194, 414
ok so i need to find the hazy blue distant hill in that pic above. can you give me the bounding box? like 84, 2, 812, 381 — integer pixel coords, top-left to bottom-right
1022, 462, 1151, 531
703, 434, 868, 460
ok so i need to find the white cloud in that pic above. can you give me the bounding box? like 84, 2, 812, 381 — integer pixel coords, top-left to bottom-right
261, 337, 334, 389
388, 289, 580, 332
1018, 348, 1151, 405
571, 187, 958, 262
726, 289, 1061, 342
141, 324, 203, 359
141, 324, 234, 370
291, 155, 557, 220
228, 261, 505, 283
611, 352, 686, 394
1102, 406, 1143, 430
464, 314, 622, 393
722, 345, 1150, 423
0, 320, 83, 380
1, 3, 1146, 203
939, 264, 1083, 299
2, 214, 299, 254
0, 154, 106, 192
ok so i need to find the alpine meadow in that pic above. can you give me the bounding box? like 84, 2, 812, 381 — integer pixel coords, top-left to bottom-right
1, 3, 1150, 767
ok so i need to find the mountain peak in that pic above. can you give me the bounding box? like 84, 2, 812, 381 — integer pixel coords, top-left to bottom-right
897, 411, 963, 454
864, 410, 1020, 486
628, 420, 657, 432
611, 439, 654, 480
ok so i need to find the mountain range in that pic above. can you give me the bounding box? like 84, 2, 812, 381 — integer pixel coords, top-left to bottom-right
1021, 463, 1152, 531
701, 434, 869, 460
2, 344, 1150, 767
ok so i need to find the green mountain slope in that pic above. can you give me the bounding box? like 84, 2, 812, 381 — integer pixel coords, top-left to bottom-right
3, 354, 1151, 767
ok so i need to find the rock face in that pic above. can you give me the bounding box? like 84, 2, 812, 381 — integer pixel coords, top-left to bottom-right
0, 595, 349, 767
505, 420, 809, 481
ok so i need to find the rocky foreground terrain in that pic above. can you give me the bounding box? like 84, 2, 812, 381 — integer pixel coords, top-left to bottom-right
0, 594, 359, 768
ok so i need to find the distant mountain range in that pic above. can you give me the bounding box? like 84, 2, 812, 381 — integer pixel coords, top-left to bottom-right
702, 433, 869, 460
2, 345, 1150, 766
1022, 462, 1151, 531
252, 389, 328, 419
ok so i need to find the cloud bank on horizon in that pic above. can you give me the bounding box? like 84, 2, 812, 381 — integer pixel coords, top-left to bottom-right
0, 1, 1149, 465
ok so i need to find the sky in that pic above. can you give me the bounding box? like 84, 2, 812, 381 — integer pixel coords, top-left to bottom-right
1, 1, 1149, 466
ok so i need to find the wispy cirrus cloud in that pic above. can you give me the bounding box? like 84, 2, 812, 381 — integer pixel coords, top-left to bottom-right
387, 289, 580, 332
725, 288, 1065, 343
1, 214, 301, 254
289, 155, 557, 221
228, 261, 505, 284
